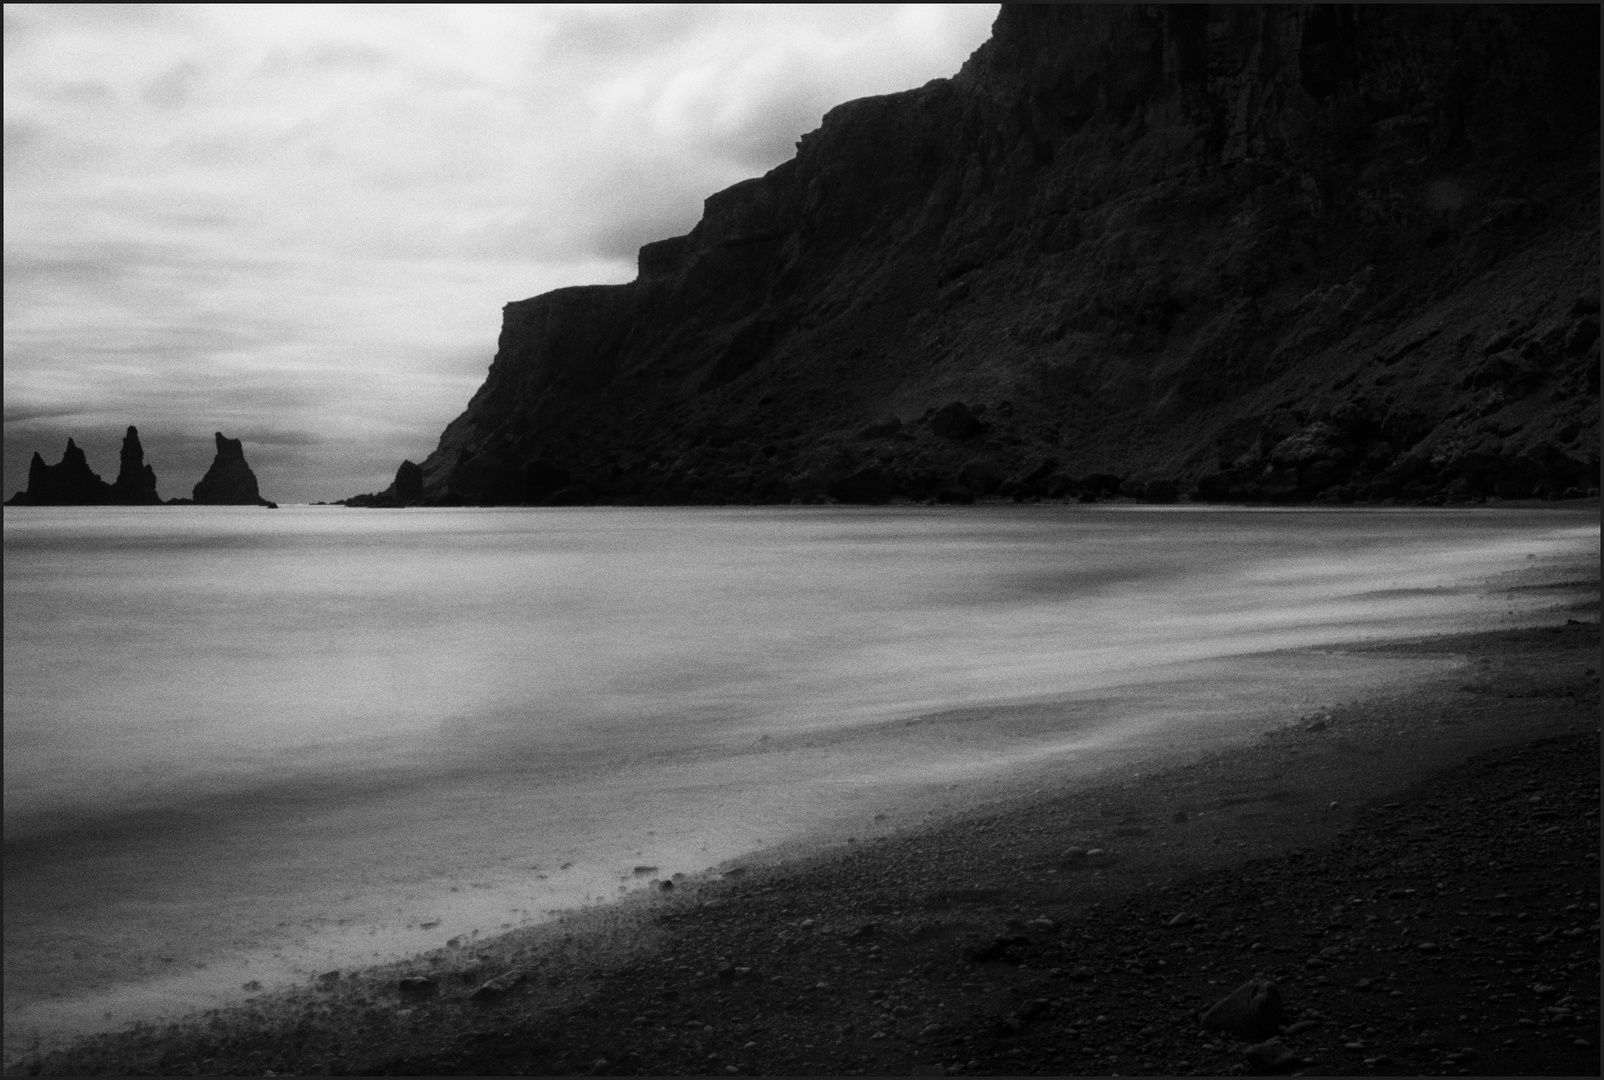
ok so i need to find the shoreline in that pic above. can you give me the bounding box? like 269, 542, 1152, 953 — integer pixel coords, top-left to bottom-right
9, 585, 1597, 1076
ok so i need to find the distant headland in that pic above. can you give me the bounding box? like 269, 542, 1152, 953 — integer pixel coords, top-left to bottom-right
5, 428, 277, 508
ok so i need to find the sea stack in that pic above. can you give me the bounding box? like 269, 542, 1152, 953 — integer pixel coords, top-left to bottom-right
192, 432, 275, 507
5, 438, 115, 505
110, 426, 162, 505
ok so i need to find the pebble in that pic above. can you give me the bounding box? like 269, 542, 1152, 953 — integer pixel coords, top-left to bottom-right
1166, 912, 1197, 927
398, 976, 438, 996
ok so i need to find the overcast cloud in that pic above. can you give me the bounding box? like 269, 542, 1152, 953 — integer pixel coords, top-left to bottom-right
4, 3, 997, 503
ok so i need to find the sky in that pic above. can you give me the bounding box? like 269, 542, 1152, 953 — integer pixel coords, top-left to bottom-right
4, 3, 998, 504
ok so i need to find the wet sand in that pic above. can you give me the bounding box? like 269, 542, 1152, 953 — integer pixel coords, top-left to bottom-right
8, 586, 1597, 1076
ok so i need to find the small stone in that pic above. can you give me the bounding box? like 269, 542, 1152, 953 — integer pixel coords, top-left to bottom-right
398, 976, 438, 996
242, 980, 262, 992
1172, 810, 1189, 823
660, 880, 675, 891
1062, 847, 1088, 862
1167, 912, 1197, 928
1283, 1019, 1320, 1035
1068, 966, 1095, 981
317, 970, 340, 984
1305, 720, 1327, 732
632, 865, 658, 876
799, 918, 816, 929
1532, 983, 1557, 998
1417, 941, 1440, 953
1575, 1039, 1592, 1049
1086, 848, 1106, 858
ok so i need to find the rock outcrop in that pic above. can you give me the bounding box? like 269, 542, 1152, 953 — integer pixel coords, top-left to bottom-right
192, 433, 275, 507
111, 426, 162, 505
386, 4, 1598, 507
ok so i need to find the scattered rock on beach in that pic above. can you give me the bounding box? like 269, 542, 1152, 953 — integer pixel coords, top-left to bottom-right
1202, 978, 1286, 1039
1244, 1036, 1300, 1072
470, 971, 526, 1002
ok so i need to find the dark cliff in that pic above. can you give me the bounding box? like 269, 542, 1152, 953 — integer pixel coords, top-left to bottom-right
192, 433, 275, 507
408, 4, 1599, 507
6, 427, 163, 506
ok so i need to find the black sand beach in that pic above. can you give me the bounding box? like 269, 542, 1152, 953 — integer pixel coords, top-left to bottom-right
8, 590, 1598, 1077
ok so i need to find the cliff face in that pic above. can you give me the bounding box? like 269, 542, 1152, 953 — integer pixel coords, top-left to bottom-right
414, 4, 1599, 506
192, 433, 275, 507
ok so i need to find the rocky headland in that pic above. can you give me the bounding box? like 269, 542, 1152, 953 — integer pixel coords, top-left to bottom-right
352, 4, 1599, 509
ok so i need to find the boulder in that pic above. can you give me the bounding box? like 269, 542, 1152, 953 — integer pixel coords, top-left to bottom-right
1143, 479, 1178, 504
192, 433, 274, 506
1268, 421, 1349, 469
958, 458, 1005, 496
1082, 472, 1123, 497
470, 970, 527, 1002
827, 466, 892, 504
1202, 978, 1286, 1040
1244, 1037, 1300, 1073
930, 401, 986, 441
855, 417, 903, 440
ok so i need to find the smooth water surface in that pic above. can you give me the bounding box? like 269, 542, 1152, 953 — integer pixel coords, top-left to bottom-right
4, 504, 1597, 1050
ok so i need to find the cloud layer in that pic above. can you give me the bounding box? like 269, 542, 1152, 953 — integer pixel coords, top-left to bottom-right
4, 3, 997, 502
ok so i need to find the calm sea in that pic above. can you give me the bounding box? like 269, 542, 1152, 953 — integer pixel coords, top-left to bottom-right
3, 504, 1597, 1050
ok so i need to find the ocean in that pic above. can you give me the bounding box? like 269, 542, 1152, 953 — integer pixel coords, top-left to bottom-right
3, 503, 1597, 1052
